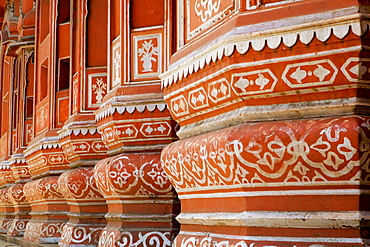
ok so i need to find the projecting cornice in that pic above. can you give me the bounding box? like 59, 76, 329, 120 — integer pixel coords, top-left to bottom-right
161, 13, 370, 88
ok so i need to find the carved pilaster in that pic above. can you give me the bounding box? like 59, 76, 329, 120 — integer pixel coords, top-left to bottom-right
23, 176, 68, 244
94, 153, 179, 247
58, 167, 107, 246
0, 188, 14, 233
7, 183, 30, 237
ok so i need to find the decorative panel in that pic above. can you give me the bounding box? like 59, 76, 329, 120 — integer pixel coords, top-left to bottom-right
183, 0, 236, 41
87, 73, 108, 108
35, 101, 49, 135
111, 37, 121, 88
133, 32, 162, 80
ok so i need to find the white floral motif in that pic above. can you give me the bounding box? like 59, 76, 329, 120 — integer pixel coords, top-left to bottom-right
94, 154, 174, 196
161, 117, 370, 189
92, 78, 107, 103
138, 40, 159, 72
194, 0, 221, 22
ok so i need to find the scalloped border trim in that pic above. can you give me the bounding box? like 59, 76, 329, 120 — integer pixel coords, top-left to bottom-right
160, 16, 369, 88
8, 153, 27, 165
24, 135, 62, 158
0, 160, 10, 169
58, 127, 99, 139
95, 103, 167, 122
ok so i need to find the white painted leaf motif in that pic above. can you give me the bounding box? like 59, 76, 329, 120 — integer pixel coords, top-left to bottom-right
157, 125, 166, 133
234, 77, 250, 92
323, 151, 344, 170
211, 88, 218, 98
79, 144, 87, 150
220, 83, 227, 95
293, 162, 310, 176
290, 67, 307, 83
310, 136, 330, 157
245, 137, 263, 159
257, 152, 278, 170
127, 106, 135, 114
251, 173, 264, 183
173, 103, 179, 112
349, 62, 367, 79
145, 125, 154, 134
110, 169, 131, 187
179, 98, 186, 110
198, 93, 205, 103
337, 137, 357, 161
125, 128, 134, 136
191, 95, 197, 105
255, 73, 270, 90
268, 136, 286, 159
313, 65, 330, 82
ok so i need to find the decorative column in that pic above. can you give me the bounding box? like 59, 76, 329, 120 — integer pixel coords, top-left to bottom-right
21, 0, 71, 244
94, 153, 179, 247
6, 47, 35, 185
160, 0, 370, 245
92, 0, 180, 245
58, 167, 107, 246
7, 184, 30, 237
57, 0, 109, 169
23, 176, 69, 243
0, 0, 36, 242
0, 188, 14, 234
56, 1, 110, 245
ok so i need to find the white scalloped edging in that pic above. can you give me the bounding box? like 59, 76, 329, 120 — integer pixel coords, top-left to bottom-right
0, 160, 10, 169
95, 103, 167, 122
24, 136, 62, 157
9, 158, 27, 165
41, 143, 60, 150
161, 18, 369, 88
58, 127, 99, 139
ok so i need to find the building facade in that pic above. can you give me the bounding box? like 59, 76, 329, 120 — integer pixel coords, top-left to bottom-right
0, 0, 369, 246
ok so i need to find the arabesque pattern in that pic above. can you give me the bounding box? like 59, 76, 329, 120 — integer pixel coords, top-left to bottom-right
58, 168, 107, 246
162, 116, 370, 190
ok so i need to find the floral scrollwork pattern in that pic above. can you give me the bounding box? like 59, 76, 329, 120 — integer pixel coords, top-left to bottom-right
176, 236, 335, 247
162, 116, 370, 190
94, 153, 175, 197
194, 0, 221, 23
98, 230, 173, 247
60, 224, 104, 246
58, 167, 104, 200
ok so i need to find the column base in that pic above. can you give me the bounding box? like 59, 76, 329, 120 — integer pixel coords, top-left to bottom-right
59, 219, 105, 246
